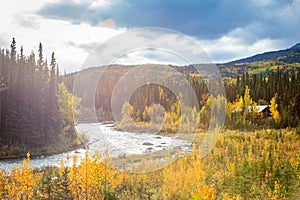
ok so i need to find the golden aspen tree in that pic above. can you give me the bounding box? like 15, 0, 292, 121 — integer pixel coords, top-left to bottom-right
57, 82, 81, 129
191, 182, 216, 200
0, 169, 7, 198
243, 86, 253, 120
158, 85, 164, 100
270, 94, 279, 121
68, 154, 80, 199
243, 86, 252, 108
142, 106, 150, 121
7, 152, 42, 200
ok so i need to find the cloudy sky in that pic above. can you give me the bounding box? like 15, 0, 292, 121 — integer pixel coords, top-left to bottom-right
0, 0, 299, 72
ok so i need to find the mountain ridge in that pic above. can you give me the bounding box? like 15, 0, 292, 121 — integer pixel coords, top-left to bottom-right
226, 42, 300, 65
63, 42, 300, 79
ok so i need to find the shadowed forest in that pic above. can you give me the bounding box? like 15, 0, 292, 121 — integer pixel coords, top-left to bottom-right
0, 39, 82, 159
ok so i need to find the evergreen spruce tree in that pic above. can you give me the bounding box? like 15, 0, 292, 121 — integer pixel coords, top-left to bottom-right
0, 38, 82, 158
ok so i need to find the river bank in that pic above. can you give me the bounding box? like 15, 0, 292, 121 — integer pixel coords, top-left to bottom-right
0, 131, 85, 160
0, 123, 192, 172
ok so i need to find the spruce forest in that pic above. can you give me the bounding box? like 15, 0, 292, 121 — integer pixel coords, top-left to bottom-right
0, 38, 82, 159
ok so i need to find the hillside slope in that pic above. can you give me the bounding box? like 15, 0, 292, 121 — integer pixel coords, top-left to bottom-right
227, 43, 300, 64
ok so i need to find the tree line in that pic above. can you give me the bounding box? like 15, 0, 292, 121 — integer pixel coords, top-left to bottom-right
0, 38, 81, 158
64, 64, 300, 131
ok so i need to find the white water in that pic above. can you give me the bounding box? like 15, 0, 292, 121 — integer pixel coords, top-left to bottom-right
0, 123, 192, 172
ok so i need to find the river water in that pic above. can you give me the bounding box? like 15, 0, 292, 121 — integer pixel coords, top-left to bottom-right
0, 123, 192, 172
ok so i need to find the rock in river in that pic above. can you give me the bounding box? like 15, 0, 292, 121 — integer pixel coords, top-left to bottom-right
142, 142, 153, 146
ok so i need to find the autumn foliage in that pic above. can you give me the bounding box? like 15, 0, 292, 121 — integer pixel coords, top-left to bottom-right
0, 128, 299, 199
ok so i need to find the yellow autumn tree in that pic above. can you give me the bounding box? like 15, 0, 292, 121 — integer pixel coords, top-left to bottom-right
57, 82, 81, 129
243, 86, 253, 119
243, 86, 252, 108
7, 153, 43, 199
0, 169, 7, 198
191, 182, 216, 200
270, 94, 279, 121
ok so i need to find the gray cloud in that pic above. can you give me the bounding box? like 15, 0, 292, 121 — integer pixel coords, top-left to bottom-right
67, 41, 100, 53
36, 0, 299, 41
35, 0, 300, 64
15, 14, 41, 29
37, 1, 91, 24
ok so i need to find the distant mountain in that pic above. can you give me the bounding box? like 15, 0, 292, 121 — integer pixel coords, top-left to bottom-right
227, 42, 300, 64
64, 43, 300, 81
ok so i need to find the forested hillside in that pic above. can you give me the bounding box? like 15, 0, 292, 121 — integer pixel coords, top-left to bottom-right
227, 43, 300, 64
63, 64, 300, 131
218, 43, 300, 77
0, 38, 82, 159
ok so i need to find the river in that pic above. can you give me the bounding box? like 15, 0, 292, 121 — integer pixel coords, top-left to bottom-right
0, 123, 192, 172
